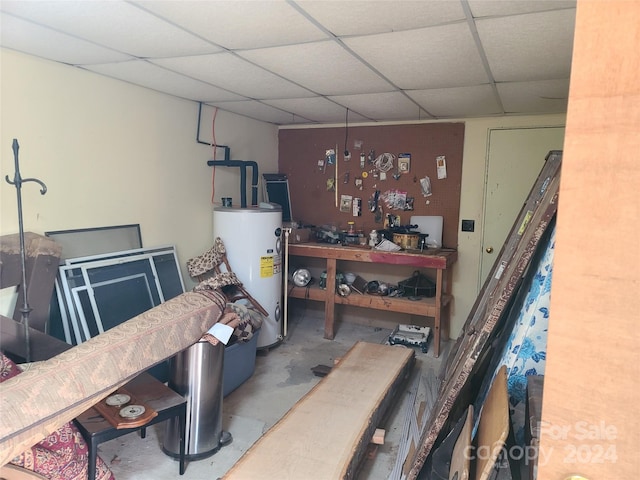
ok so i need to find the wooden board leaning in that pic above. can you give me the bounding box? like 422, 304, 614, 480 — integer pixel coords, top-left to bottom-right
407, 151, 562, 478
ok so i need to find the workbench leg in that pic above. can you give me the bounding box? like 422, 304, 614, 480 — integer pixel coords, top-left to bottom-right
441, 303, 451, 342
324, 258, 337, 339
433, 311, 441, 358
433, 268, 444, 357
440, 269, 451, 342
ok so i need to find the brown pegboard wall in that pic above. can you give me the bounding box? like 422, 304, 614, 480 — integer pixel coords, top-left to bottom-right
278, 123, 464, 249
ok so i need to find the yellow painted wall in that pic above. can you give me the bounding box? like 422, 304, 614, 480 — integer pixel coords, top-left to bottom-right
0, 49, 279, 288
1, 49, 566, 339
452, 114, 565, 336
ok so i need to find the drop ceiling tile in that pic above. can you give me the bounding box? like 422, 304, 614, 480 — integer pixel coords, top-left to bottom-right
238, 41, 394, 96
344, 23, 489, 90
407, 84, 503, 117
263, 97, 370, 123
134, 0, 328, 50
476, 9, 575, 82
84, 60, 245, 102
497, 79, 569, 114
1, 1, 574, 123
152, 53, 313, 100
297, 0, 465, 36
328, 92, 426, 121
468, 0, 576, 18
0, 13, 133, 64
209, 100, 309, 125
0, 0, 220, 58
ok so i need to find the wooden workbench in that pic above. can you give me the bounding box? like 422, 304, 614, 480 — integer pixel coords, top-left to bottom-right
287, 243, 457, 357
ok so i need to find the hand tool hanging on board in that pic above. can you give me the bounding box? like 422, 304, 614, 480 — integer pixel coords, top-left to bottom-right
4, 139, 48, 362
368, 190, 380, 212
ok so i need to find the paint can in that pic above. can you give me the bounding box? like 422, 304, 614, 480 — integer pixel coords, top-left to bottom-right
393, 232, 420, 250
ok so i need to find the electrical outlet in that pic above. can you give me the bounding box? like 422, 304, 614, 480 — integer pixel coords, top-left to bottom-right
461, 220, 475, 232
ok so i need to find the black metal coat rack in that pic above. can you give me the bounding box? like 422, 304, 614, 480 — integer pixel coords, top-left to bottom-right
4, 139, 48, 362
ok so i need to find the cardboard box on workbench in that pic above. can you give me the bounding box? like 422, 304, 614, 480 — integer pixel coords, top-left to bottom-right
288, 228, 311, 244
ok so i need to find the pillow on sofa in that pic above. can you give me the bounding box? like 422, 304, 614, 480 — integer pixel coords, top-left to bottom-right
1, 354, 114, 480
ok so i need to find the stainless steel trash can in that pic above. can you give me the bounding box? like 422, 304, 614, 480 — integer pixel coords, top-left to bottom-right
163, 340, 231, 460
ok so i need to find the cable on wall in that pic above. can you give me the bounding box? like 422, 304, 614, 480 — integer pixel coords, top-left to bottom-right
374, 153, 396, 173
211, 107, 218, 204
343, 108, 350, 159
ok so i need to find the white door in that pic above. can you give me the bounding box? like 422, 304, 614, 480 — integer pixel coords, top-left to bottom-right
480, 127, 565, 284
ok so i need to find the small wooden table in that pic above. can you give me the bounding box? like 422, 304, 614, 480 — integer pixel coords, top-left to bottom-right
74, 373, 187, 480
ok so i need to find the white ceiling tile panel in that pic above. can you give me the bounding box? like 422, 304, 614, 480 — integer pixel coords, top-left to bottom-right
209, 100, 308, 125
328, 92, 426, 121
476, 9, 575, 82
296, 0, 465, 36
135, 0, 328, 50
0, 14, 134, 65
239, 41, 394, 96
83, 60, 245, 102
0, 1, 575, 124
344, 23, 490, 90
468, 0, 576, 18
0, 0, 220, 58
152, 53, 313, 100
263, 97, 370, 123
497, 79, 569, 114
406, 84, 503, 117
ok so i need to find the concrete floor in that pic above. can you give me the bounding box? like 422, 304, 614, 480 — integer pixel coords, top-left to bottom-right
98, 309, 449, 480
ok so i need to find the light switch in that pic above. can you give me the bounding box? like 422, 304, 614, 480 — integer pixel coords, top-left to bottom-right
462, 220, 475, 232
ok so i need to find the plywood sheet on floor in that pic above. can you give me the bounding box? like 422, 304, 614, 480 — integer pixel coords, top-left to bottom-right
224, 341, 414, 480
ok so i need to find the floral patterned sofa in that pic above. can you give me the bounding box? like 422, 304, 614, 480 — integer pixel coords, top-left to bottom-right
0, 353, 114, 480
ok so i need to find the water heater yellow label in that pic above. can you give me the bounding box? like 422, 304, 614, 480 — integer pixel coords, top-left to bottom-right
260, 256, 274, 277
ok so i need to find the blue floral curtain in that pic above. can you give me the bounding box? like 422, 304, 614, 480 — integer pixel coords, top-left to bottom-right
472, 222, 555, 445
496, 222, 555, 443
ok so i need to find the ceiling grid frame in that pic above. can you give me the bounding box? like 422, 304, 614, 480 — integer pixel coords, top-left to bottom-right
0, 0, 576, 125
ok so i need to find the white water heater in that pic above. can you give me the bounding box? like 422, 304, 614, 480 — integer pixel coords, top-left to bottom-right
213, 205, 283, 349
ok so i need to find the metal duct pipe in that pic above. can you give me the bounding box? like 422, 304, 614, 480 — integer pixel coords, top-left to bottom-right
206, 160, 259, 208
